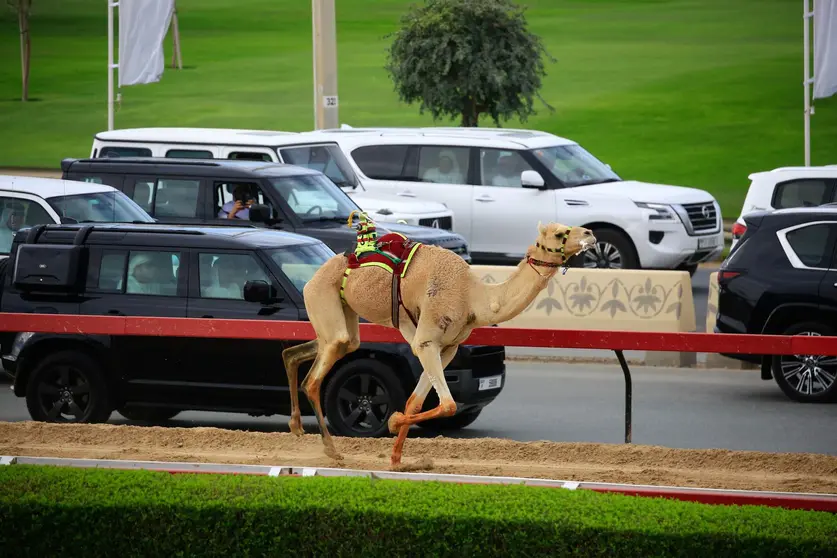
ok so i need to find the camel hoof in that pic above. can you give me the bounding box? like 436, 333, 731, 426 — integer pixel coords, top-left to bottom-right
391, 456, 434, 472
388, 412, 405, 434
289, 417, 304, 436
324, 446, 343, 461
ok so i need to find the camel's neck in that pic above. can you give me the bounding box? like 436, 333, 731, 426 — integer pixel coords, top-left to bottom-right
470, 258, 554, 326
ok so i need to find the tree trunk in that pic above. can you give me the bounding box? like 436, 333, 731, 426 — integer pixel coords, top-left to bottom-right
461, 98, 480, 127
17, 1, 31, 102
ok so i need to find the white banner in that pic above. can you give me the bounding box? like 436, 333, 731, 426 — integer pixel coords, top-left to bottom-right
118, 0, 175, 87
814, 0, 837, 99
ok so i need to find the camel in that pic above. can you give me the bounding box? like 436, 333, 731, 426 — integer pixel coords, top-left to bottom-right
281, 212, 595, 466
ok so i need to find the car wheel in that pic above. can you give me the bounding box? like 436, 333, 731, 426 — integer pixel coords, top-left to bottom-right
323, 358, 407, 438
25, 351, 112, 423
771, 322, 837, 403
117, 405, 181, 423
569, 228, 638, 270
418, 408, 482, 432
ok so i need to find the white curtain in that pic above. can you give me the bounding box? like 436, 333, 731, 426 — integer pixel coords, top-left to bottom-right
814, 0, 837, 99
118, 0, 175, 87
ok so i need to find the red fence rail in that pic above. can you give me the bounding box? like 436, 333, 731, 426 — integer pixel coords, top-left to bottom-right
2, 312, 836, 446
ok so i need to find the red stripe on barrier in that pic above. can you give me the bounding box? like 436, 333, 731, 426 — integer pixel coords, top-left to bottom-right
585, 486, 837, 513
2, 313, 837, 355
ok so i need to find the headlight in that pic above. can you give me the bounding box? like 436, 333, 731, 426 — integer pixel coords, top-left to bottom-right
634, 202, 676, 221
10, 331, 35, 357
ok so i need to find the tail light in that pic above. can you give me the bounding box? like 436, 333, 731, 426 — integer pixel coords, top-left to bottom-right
731, 222, 746, 240
718, 270, 741, 284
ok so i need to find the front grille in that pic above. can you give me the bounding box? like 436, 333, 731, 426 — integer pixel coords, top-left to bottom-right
419, 216, 453, 230
681, 202, 719, 234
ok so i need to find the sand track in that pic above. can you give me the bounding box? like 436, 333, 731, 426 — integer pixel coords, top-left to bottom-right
1, 421, 836, 493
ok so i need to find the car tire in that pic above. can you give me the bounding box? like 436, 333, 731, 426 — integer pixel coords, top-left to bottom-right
117, 405, 182, 423
25, 350, 113, 423
771, 322, 837, 403
418, 408, 482, 432
568, 228, 639, 270
323, 358, 407, 438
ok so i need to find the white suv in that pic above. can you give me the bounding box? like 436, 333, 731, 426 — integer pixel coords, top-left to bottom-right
90, 128, 457, 230
300, 126, 724, 272
0, 175, 154, 258
731, 165, 837, 249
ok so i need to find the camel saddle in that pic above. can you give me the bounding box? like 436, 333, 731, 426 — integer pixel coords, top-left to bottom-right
341, 231, 422, 328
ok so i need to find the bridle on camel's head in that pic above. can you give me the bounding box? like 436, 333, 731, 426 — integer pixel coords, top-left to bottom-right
528, 226, 573, 277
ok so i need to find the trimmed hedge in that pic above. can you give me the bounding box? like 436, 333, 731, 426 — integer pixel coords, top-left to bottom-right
0, 465, 835, 557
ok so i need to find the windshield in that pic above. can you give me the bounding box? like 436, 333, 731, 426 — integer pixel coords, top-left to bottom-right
269, 174, 360, 223
278, 144, 359, 189
47, 191, 154, 223
530, 145, 621, 187
266, 242, 334, 293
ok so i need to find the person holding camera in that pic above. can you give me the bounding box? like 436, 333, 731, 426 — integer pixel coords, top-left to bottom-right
218, 184, 255, 220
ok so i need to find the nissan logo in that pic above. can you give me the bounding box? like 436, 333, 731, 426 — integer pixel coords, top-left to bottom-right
701, 205, 712, 220
431, 219, 440, 228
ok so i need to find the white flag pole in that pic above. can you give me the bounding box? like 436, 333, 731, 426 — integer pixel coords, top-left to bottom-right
107, 0, 120, 131
804, 0, 813, 166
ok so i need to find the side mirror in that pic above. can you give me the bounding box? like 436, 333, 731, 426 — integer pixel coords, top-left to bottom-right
248, 203, 271, 223
243, 279, 282, 304
60, 216, 79, 224
521, 170, 546, 189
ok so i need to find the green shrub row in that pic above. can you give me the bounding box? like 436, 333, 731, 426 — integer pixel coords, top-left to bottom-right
0, 465, 835, 557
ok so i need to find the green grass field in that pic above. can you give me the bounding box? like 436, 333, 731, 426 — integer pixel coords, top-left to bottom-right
2, 0, 836, 217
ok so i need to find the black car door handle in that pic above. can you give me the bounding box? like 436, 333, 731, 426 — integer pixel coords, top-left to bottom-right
202, 315, 214, 318
258, 305, 282, 316
107, 310, 124, 316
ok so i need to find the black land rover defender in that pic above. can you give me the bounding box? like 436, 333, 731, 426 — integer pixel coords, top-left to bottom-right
0, 223, 504, 435
60, 157, 471, 262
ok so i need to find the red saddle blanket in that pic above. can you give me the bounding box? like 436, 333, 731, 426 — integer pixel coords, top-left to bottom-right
346, 232, 421, 276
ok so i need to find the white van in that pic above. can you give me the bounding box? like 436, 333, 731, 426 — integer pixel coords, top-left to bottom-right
0, 175, 154, 259
299, 126, 724, 272
90, 128, 456, 230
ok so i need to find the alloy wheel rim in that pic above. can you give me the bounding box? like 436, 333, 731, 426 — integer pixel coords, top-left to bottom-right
582, 241, 623, 269
336, 372, 391, 434
36, 365, 92, 422
780, 332, 837, 396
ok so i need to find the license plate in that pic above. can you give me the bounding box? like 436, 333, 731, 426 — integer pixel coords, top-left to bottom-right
698, 236, 721, 249
478, 375, 502, 391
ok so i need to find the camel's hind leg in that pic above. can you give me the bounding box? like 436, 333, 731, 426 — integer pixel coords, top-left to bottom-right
300, 298, 360, 460
281, 340, 319, 436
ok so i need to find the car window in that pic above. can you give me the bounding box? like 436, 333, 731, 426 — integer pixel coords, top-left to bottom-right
417, 146, 469, 185
96, 251, 128, 291
198, 252, 270, 300
478, 148, 535, 188
228, 151, 274, 162
99, 146, 152, 158
154, 179, 201, 218
124, 250, 182, 296
279, 144, 357, 188
773, 179, 832, 209
269, 174, 357, 222
784, 223, 834, 268
67, 173, 124, 188
214, 181, 274, 220
351, 145, 409, 180
47, 191, 153, 223
166, 149, 213, 159
265, 242, 334, 293
0, 197, 54, 255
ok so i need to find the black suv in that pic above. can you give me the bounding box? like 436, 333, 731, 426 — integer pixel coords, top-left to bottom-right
0, 223, 505, 433
60, 157, 471, 262
716, 207, 837, 402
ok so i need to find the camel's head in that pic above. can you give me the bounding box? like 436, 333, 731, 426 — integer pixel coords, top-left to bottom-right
533, 222, 596, 264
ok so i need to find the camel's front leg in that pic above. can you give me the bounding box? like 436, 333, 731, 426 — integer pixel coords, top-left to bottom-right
389, 341, 458, 466
281, 340, 319, 436
390, 345, 458, 466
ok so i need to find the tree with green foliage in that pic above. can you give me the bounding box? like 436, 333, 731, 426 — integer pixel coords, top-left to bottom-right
7, 0, 32, 101
385, 0, 554, 127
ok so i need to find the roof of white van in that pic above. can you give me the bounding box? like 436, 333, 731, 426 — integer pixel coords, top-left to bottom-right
94, 127, 301, 146
94, 126, 577, 150
0, 175, 115, 198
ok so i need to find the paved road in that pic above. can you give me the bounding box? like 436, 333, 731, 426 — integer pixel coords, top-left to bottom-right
3, 361, 834, 455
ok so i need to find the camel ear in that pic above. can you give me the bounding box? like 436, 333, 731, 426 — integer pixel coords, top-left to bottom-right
537, 221, 547, 235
